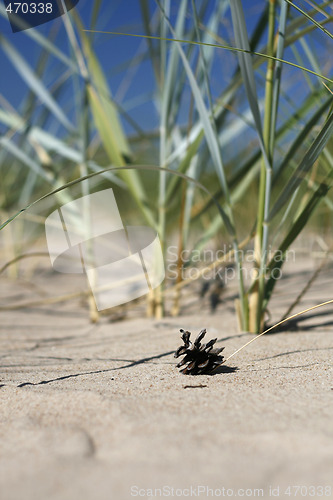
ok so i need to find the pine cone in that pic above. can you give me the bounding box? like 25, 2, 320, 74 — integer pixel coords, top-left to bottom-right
174, 328, 225, 375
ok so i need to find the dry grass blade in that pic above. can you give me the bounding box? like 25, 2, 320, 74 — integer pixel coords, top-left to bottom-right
223, 299, 333, 365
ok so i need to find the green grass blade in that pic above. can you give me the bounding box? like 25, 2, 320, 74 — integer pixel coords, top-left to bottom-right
84, 30, 333, 85
90, 0, 104, 33
158, 0, 185, 249
86, 84, 124, 165
155, 0, 251, 326
76, 19, 130, 157
155, 0, 234, 230
0, 109, 23, 129
29, 128, 82, 163
270, 0, 288, 154
0, 137, 50, 182
0, 35, 74, 131
229, 0, 263, 139
264, 172, 333, 307
140, 0, 161, 84
71, 14, 158, 228
273, 95, 332, 182
284, 0, 333, 41
269, 106, 333, 221
165, 131, 204, 203
86, 85, 156, 227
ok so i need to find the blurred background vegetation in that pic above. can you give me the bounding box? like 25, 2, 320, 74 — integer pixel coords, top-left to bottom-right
0, 0, 333, 331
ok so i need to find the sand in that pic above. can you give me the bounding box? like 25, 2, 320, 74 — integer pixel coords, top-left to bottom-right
0, 258, 332, 500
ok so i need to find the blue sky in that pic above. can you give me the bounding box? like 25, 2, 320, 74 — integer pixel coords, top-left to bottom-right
0, 0, 269, 134
0, 0, 148, 106
0, 0, 331, 140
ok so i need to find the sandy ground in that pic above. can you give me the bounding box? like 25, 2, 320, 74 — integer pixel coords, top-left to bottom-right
0, 258, 333, 500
